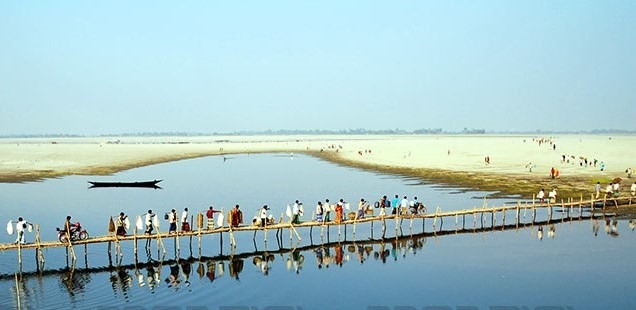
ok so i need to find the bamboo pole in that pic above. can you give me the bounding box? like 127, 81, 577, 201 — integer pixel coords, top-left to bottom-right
15, 273, 21, 310
35, 224, 45, 272
133, 229, 138, 255
289, 223, 302, 242
17, 241, 22, 272
352, 215, 357, 240
155, 226, 166, 255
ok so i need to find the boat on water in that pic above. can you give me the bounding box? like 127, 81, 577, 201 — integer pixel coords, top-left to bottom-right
88, 179, 162, 189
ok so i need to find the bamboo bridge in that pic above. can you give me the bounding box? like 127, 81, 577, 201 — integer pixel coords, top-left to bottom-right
1, 194, 634, 273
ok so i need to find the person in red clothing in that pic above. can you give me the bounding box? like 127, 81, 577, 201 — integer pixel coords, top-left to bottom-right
335, 199, 344, 223
206, 206, 220, 230
230, 205, 242, 227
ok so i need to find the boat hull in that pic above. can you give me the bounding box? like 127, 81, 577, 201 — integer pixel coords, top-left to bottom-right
88, 180, 162, 189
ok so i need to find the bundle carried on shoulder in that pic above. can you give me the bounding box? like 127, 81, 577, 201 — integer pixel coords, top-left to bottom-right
108, 217, 116, 233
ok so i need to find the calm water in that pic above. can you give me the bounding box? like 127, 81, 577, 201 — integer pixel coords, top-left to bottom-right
1, 154, 635, 310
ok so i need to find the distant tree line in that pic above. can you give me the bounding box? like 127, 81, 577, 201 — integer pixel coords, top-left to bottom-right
2, 128, 635, 138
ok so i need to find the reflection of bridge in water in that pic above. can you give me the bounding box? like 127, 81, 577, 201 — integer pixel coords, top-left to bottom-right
3, 201, 636, 308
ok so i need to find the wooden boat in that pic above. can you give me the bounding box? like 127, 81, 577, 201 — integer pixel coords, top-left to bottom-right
88, 179, 162, 188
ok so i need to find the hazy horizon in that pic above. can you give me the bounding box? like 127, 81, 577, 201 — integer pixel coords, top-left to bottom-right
2, 2, 635, 135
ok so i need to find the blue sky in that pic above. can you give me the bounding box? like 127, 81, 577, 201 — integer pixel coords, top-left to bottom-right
1, 1, 634, 135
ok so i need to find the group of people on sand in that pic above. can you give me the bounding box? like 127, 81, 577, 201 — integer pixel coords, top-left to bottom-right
560, 154, 600, 169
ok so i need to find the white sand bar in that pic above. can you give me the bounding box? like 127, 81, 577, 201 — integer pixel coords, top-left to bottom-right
1, 134, 634, 183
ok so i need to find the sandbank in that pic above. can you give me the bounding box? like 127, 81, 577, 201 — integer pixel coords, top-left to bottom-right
1, 134, 634, 198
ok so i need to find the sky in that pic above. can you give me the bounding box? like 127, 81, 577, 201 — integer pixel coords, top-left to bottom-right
1, 1, 635, 135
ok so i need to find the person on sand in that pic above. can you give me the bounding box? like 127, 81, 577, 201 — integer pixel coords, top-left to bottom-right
206, 206, 220, 230
550, 167, 556, 179
538, 189, 545, 203
631, 182, 636, 196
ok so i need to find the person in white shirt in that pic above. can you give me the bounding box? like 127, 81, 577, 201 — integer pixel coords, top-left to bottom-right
145, 210, 155, 235
538, 189, 545, 203
181, 207, 189, 232
612, 182, 620, 195
292, 200, 300, 224
606, 183, 614, 196
594, 182, 601, 199
631, 182, 636, 196
315, 201, 323, 222
260, 205, 269, 227
548, 188, 557, 203
399, 196, 409, 215
323, 199, 331, 222
168, 209, 178, 234
15, 217, 28, 244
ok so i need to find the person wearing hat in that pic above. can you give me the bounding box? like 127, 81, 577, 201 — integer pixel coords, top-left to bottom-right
260, 205, 269, 227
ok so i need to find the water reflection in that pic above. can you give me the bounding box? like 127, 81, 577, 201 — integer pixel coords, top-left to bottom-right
3, 215, 636, 310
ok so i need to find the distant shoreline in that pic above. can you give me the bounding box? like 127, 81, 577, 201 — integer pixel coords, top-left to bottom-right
2, 128, 636, 139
